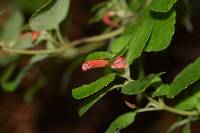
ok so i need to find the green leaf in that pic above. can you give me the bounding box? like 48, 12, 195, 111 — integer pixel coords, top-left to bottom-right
182, 122, 190, 133
79, 96, 102, 117
78, 89, 107, 117
0, 10, 24, 43
88, 7, 106, 23
175, 83, 200, 111
151, 0, 177, 12
105, 112, 136, 133
121, 73, 162, 95
126, 20, 152, 65
175, 96, 198, 111
30, 0, 70, 31
0, 55, 47, 92
72, 73, 116, 99
152, 84, 170, 97
16, 0, 47, 14
111, 35, 131, 54
167, 57, 200, 98
29, 54, 47, 64
24, 77, 45, 103
13, 33, 33, 49
1, 63, 31, 92
0, 64, 17, 92
145, 9, 176, 51
85, 51, 113, 61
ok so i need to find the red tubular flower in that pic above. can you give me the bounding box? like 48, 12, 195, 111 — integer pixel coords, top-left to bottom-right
102, 11, 119, 28
82, 59, 109, 72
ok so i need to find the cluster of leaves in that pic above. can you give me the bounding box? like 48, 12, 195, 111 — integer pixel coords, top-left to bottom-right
0, 0, 72, 94
72, 0, 200, 133
0, 0, 200, 132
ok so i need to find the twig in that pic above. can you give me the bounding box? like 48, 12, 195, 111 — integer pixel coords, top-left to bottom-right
0, 27, 124, 55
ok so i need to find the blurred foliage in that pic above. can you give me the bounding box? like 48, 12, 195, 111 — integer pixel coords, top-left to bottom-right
0, 0, 200, 133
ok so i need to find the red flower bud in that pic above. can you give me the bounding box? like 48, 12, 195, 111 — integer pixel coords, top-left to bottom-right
102, 11, 119, 28
82, 59, 109, 72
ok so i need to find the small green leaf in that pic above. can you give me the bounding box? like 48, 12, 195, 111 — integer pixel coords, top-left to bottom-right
175, 81, 200, 110
121, 73, 162, 95
79, 90, 107, 117
182, 122, 190, 133
0, 10, 24, 43
3, 66, 30, 92
126, 20, 152, 65
85, 51, 113, 61
151, 0, 177, 12
152, 84, 170, 97
111, 35, 131, 54
0, 55, 47, 92
167, 57, 200, 98
105, 112, 136, 133
1, 64, 17, 92
175, 96, 198, 111
88, 7, 106, 23
145, 9, 176, 51
29, 54, 47, 64
30, 0, 70, 31
13, 33, 33, 49
175, 83, 200, 111
24, 77, 45, 103
72, 73, 116, 99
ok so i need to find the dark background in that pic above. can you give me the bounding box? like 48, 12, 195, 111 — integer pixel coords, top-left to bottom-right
1, 0, 200, 133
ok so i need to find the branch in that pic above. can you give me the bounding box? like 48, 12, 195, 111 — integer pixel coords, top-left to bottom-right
0, 27, 124, 55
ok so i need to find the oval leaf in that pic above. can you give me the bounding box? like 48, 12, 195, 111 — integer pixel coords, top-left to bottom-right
167, 57, 200, 98
126, 20, 152, 65
175, 96, 198, 111
0, 10, 24, 43
175, 83, 200, 110
72, 73, 116, 99
13, 33, 33, 49
151, 0, 177, 12
111, 35, 131, 54
121, 73, 162, 95
79, 90, 107, 117
30, 0, 70, 31
145, 9, 176, 51
105, 112, 136, 133
0, 55, 47, 92
152, 84, 170, 97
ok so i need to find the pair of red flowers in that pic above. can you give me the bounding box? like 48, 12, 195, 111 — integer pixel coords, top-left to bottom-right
82, 56, 127, 72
